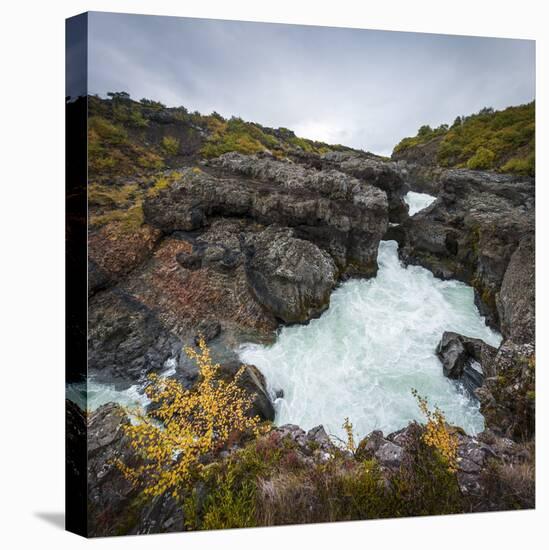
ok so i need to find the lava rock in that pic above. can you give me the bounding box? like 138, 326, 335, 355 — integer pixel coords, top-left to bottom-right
87, 404, 185, 536
307, 425, 332, 449
88, 289, 182, 381
245, 226, 338, 323
87, 404, 136, 536
355, 430, 386, 460
477, 340, 535, 439
375, 440, 404, 468
88, 259, 111, 295
496, 233, 535, 345
320, 150, 409, 223
397, 168, 534, 329
175, 250, 202, 270
436, 331, 497, 394
145, 156, 388, 277
219, 360, 275, 421
193, 320, 221, 345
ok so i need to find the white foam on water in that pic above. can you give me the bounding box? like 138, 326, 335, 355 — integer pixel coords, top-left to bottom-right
67, 357, 180, 413
66, 380, 151, 412
162, 357, 178, 377
405, 191, 436, 216
239, 240, 501, 440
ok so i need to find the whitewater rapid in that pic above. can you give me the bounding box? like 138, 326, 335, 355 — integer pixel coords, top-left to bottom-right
66, 379, 151, 412
404, 190, 437, 215
239, 239, 501, 440
74, 190, 500, 439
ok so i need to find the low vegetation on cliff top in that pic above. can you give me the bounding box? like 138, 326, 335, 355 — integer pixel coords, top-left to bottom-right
86, 92, 348, 181
393, 102, 535, 176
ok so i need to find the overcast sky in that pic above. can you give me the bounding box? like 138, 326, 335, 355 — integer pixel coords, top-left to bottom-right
87, 12, 535, 156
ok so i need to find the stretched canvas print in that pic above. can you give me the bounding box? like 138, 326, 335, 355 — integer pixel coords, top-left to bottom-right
66, 11, 536, 538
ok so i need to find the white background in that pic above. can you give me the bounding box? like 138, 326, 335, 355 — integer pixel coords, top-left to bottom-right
0, 0, 546, 548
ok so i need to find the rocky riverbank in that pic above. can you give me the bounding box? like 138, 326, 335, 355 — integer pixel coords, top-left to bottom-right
84, 402, 533, 535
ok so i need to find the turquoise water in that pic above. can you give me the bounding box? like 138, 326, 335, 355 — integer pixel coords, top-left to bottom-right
239, 240, 501, 440
66, 379, 150, 412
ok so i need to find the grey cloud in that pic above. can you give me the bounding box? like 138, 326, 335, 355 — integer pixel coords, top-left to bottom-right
87, 12, 535, 155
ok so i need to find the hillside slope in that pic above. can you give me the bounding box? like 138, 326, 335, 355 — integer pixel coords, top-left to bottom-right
392, 102, 535, 176
87, 92, 354, 181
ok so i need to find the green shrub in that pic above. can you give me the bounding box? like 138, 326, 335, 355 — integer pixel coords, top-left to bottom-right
89, 202, 144, 233
88, 183, 138, 208
184, 462, 258, 530
501, 153, 535, 176
181, 421, 465, 531
88, 113, 164, 178
147, 171, 184, 197
466, 146, 496, 170
136, 153, 164, 171
161, 135, 180, 156
88, 116, 128, 145
393, 102, 535, 176
387, 425, 464, 517
128, 109, 149, 128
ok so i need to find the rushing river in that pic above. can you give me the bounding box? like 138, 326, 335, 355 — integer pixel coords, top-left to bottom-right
239, 239, 501, 440
74, 190, 500, 440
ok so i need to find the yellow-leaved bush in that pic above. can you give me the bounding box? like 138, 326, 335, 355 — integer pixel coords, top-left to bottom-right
117, 337, 268, 499
412, 389, 459, 473
342, 417, 356, 454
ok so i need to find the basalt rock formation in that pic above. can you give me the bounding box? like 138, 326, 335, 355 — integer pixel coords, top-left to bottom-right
87, 403, 185, 537
496, 234, 535, 345
317, 150, 410, 222
396, 168, 534, 330
436, 332, 497, 395
144, 154, 389, 277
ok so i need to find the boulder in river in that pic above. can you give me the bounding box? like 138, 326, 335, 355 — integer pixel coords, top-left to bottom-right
436, 331, 497, 395
219, 360, 275, 422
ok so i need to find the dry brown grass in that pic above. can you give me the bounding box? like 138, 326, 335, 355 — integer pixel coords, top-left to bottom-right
482, 441, 535, 510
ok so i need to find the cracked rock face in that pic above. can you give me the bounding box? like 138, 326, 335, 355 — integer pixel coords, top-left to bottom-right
144, 155, 388, 277
477, 340, 535, 440
319, 150, 410, 222
88, 289, 183, 381
86, 403, 184, 537
496, 233, 535, 345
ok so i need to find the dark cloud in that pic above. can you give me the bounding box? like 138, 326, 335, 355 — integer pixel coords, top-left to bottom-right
88, 12, 535, 155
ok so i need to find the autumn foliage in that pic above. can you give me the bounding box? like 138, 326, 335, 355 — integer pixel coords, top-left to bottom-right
117, 337, 266, 498
412, 389, 459, 473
